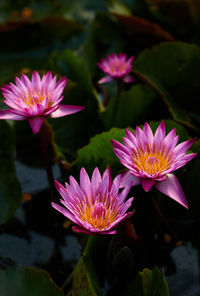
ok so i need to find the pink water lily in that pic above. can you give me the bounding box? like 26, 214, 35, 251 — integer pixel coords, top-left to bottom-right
52, 167, 134, 235
97, 53, 134, 84
0, 71, 85, 134
111, 122, 197, 208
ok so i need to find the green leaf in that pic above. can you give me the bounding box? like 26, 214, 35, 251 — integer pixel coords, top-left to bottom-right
134, 42, 200, 131
0, 121, 21, 225
122, 266, 169, 296
0, 266, 64, 296
101, 85, 159, 130
68, 236, 105, 296
76, 127, 132, 176
47, 49, 102, 159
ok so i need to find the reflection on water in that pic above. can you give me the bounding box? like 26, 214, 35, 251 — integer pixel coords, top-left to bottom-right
166, 243, 200, 296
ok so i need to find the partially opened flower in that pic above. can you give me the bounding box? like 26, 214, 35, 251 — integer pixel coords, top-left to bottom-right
111, 122, 197, 208
52, 167, 134, 235
0, 71, 85, 134
97, 53, 134, 84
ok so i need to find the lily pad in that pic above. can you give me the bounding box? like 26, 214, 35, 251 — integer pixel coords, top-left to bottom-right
0, 266, 64, 296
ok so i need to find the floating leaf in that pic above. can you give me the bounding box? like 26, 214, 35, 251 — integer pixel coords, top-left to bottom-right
76, 127, 132, 176
101, 85, 159, 130
134, 42, 200, 131
112, 13, 174, 41
0, 121, 21, 225
0, 266, 64, 296
48, 49, 102, 159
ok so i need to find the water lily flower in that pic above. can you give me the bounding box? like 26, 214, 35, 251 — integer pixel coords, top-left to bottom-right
97, 53, 134, 84
111, 122, 197, 208
52, 167, 134, 235
0, 71, 85, 134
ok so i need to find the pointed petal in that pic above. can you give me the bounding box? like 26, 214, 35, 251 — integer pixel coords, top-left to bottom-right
72, 225, 94, 235
141, 178, 155, 192
51, 202, 78, 223
50, 105, 85, 118
120, 170, 141, 188
28, 117, 45, 134
155, 174, 188, 209
0, 109, 25, 120
98, 76, 112, 84
174, 138, 196, 155
123, 75, 134, 83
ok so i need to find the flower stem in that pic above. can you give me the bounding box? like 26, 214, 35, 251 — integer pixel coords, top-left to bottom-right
39, 120, 55, 199
152, 195, 178, 240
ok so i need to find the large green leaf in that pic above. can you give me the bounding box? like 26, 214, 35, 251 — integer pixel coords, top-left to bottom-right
122, 266, 169, 296
134, 42, 200, 131
76, 127, 131, 176
67, 237, 105, 296
47, 49, 102, 159
0, 121, 21, 225
0, 266, 64, 296
101, 84, 159, 130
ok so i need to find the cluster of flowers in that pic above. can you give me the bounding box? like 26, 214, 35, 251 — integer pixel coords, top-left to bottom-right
0, 54, 196, 235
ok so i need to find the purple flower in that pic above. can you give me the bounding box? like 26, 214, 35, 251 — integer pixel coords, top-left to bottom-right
52, 167, 134, 235
111, 122, 197, 208
97, 53, 134, 84
0, 71, 85, 134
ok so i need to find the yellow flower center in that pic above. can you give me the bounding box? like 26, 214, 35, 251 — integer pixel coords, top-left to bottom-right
79, 201, 119, 230
133, 151, 171, 176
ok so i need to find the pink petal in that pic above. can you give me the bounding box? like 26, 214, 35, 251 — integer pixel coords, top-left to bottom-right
28, 117, 45, 134
174, 138, 196, 155
98, 76, 113, 84
80, 167, 91, 199
51, 202, 78, 224
120, 170, 141, 188
50, 105, 85, 118
155, 173, 188, 208
141, 178, 155, 192
143, 122, 154, 146
0, 109, 26, 121
72, 225, 94, 235
123, 75, 134, 83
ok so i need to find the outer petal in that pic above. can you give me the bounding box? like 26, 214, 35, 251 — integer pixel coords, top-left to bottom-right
155, 173, 188, 208
120, 170, 141, 188
123, 75, 134, 83
141, 178, 155, 192
0, 109, 26, 121
98, 76, 113, 84
50, 105, 85, 118
28, 117, 45, 134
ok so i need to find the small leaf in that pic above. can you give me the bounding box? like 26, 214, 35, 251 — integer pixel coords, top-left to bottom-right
0, 266, 64, 296
0, 121, 21, 225
122, 266, 169, 296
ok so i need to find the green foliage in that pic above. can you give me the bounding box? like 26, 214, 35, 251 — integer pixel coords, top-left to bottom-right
76, 127, 131, 176
101, 85, 159, 130
122, 266, 169, 296
134, 42, 200, 131
48, 49, 102, 159
0, 266, 64, 296
0, 121, 21, 225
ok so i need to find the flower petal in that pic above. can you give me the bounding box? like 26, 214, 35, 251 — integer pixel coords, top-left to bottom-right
50, 105, 85, 118
0, 109, 26, 121
141, 178, 155, 192
120, 170, 141, 188
98, 76, 113, 84
28, 117, 45, 134
155, 173, 188, 208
